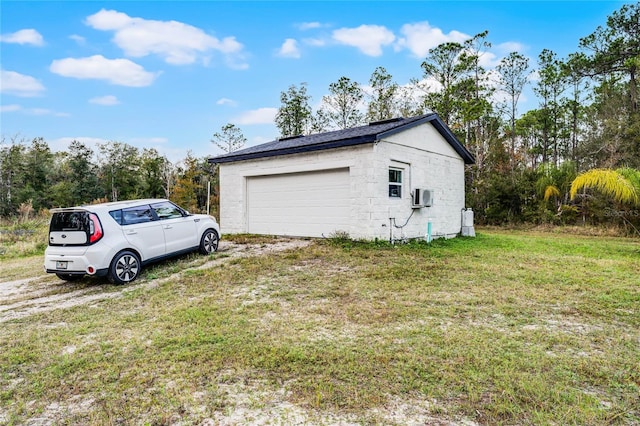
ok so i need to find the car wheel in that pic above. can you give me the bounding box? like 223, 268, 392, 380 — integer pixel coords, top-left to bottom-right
199, 229, 219, 254
108, 250, 141, 285
55, 273, 83, 281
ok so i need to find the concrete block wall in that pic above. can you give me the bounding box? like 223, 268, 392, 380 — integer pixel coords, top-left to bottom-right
370, 126, 467, 240
358, 143, 465, 241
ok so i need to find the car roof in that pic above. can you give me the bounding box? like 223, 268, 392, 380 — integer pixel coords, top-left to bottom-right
50, 199, 171, 213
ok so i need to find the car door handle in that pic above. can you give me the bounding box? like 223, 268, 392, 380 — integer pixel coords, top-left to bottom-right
164, 225, 172, 229
126, 231, 138, 235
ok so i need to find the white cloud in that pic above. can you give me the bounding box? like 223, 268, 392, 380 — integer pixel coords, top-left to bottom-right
216, 98, 237, 107
224, 56, 250, 71
232, 108, 277, 125
396, 22, 469, 58
84, 9, 247, 67
0, 103, 68, 116
130, 137, 169, 145
156, 147, 194, 163
0, 70, 46, 97
529, 70, 541, 83
69, 34, 86, 45
1, 104, 21, 112
409, 77, 442, 95
332, 25, 395, 57
303, 38, 326, 47
278, 38, 301, 58
28, 108, 69, 117
478, 51, 501, 69
297, 22, 323, 31
0, 29, 44, 46
497, 41, 526, 54
89, 95, 120, 105
85, 9, 131, 30
49, 55, 158, 87
29, 108, 54, 116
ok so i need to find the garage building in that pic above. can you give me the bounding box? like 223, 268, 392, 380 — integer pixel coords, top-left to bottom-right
209, 113, 475, 241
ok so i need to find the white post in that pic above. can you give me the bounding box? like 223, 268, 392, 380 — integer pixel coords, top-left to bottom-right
207, 181, 211, 215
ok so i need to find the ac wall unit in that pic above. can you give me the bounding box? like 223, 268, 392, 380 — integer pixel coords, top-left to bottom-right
412, 188, 433, 208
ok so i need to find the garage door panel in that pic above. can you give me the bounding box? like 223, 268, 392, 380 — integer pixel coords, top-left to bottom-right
250, 188, 348, 201
253, 206, 348, 216
247, 169, 350, 237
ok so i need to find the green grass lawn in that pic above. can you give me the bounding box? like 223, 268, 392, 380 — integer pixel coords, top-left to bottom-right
1, 230, 639, 425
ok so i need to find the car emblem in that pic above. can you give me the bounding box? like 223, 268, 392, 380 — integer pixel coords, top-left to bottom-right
61, 234, 67, 239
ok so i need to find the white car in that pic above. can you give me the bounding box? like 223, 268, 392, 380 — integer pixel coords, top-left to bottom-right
44, 199, 220, 284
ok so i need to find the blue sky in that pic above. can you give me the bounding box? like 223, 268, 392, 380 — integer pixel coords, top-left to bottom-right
0, 1, 626, 162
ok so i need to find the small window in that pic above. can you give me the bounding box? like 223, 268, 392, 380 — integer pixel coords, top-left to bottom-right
389, 168, 403, 198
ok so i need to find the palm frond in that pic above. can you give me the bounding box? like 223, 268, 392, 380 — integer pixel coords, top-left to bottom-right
570, 168, 639, 205
543, 185, 561, 201
535, 176, 553, 195
616, 167, 640, 193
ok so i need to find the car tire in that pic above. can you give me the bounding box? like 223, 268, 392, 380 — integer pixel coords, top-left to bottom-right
199, 229, 219, 254
108, 250, 141, 285
55, 273, 83, 281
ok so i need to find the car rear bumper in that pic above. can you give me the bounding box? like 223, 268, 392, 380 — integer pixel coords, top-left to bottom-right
45, 267, 109, 277
44, 246, 111, 277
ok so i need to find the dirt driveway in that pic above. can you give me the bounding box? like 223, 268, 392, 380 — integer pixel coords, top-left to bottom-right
0, 239, 311, 324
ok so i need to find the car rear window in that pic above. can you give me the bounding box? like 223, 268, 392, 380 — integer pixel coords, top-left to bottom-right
50, 211, 91, 232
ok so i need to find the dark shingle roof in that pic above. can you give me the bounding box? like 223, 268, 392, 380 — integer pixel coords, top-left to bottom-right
209, 113, 475, 165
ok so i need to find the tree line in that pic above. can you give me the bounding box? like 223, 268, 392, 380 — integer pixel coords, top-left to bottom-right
1, 3, 638, 233
0, 137, 216, 219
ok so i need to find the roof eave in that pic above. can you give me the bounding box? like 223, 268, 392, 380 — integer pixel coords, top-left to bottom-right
209, 134, 376, 164
209, 113, 475, 165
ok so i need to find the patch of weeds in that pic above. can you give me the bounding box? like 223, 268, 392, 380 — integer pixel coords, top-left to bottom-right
326, 230, 351, 243
322, 233, 393, 251
0, 218, 48, 258
224, 234, 283, 245
183, 269, 206, 278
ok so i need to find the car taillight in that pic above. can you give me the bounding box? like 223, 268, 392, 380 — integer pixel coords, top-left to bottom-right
88, 213, 103, 244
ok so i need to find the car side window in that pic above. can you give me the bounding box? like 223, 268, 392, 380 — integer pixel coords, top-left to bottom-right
151, 201, 185, 220
109, 210, 123, 225
121, 206, 155, 225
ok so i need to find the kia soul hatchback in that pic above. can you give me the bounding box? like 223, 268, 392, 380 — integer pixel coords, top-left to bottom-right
44, 199, 221, 284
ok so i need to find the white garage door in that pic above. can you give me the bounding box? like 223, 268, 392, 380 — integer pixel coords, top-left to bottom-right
247, 168, 350, 237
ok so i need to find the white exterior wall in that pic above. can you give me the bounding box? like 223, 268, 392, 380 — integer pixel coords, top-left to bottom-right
218, 122, 467, 240
370, 124, 466, 240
